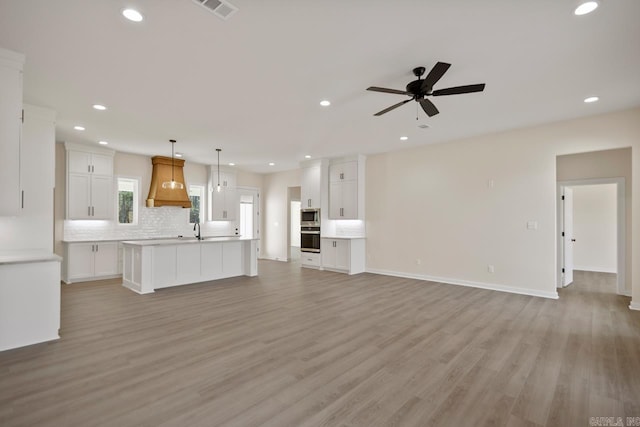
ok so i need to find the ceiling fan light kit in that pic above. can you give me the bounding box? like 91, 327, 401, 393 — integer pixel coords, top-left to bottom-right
367, 62, 486, 118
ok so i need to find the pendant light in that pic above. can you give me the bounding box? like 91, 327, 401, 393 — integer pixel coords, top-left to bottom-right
215, 148, 222, 192
162, 139, 184, 190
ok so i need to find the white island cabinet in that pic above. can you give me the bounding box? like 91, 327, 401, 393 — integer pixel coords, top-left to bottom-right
121, 237, 258, 294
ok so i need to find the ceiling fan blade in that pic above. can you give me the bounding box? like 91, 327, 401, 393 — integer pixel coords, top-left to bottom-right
374, 99, 412, 116
432, 83, 486, 96
367, 86, 410, 95
419, 98, 439, 117
421, 62, 451, 91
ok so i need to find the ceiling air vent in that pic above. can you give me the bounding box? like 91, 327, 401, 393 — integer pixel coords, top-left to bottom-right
192, 0, 238, 20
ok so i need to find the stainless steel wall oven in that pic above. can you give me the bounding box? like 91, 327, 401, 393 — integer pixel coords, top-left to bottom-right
300, 226, 320, 253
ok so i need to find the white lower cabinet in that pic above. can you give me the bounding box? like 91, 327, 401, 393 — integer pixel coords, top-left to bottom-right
321, 238, 365, 275
301, 251, 321, 269
63, 242, 119, 283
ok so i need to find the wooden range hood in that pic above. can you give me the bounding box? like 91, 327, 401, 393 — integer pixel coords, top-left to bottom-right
146, 156, 192, 208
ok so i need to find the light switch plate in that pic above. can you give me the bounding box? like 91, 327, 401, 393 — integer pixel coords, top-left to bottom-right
527, 221, 538, 230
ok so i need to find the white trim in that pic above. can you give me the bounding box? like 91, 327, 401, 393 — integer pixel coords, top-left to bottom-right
573, 266, 617, 274
64, 141, 115, 156
557, 178, 626, 295
188, 183, 206, 224
116, 175, 141, 226
366, 268, 559, 300
629, 301, 640, 311
258, 255, 288, 262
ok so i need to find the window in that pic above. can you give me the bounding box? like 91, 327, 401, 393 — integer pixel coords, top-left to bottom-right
189, 185, 205, 223
117, 177, 138, 225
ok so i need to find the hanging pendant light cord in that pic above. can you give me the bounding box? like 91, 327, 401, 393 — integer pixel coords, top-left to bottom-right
171, 140, 175, 182
216, 148, 221, 190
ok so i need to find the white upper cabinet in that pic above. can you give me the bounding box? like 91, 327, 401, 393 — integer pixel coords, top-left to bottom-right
208, 167, 237, 221
65, 143, 115, 220
328, 156, 365, 220
0, 48, 24, 216
301, 163, 322, 209
329, 160, 358, 182
20, 105, 55, 217
68, 150, 113, 176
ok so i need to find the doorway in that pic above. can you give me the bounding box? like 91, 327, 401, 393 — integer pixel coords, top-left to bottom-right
557, 178, 625, 294
237, 187, 260, 240
287, 186, 301, 261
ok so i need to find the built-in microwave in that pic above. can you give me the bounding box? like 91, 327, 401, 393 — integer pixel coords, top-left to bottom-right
301, 208, 320, 227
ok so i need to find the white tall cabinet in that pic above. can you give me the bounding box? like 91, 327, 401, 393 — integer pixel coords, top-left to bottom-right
0, 47, 24, 216
328, 156, 365, 220
0, 46, 61, 352
65, 143, 115, 220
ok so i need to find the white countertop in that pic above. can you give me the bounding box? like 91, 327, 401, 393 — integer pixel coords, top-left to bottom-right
322, 236, 366, 239
0, 250, 62, 265
63, 235, 240, 243
121, 236, 258, 246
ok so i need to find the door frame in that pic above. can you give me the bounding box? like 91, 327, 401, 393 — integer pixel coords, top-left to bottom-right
556, 178, 626, 295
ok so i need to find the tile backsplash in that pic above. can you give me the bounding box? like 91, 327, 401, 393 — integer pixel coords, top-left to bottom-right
63, 207, 236, 241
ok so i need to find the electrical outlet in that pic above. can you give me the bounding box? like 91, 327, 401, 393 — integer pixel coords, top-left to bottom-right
416, 259, 422, 265
488, 265, 495, 273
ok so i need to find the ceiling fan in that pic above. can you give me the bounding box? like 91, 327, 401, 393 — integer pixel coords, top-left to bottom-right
367, 62, 485, 118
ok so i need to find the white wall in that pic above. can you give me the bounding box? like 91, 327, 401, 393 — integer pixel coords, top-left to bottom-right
290, 201, 301, 247
366, 107, 640, 303
570, 184, 617, 273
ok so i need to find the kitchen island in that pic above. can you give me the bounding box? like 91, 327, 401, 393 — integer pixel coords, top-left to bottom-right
121, 237, 258, 294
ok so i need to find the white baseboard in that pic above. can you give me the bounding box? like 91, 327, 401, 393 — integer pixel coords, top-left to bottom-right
258, 256, 288, 262
573, 266, 617, 274
366, 268, 559, 300
629, 301, 640, 311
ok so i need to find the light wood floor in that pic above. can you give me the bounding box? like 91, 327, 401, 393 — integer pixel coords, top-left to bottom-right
1, 262, 639, 426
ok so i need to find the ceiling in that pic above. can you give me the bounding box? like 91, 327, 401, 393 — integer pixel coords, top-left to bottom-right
1, 0, 639, 173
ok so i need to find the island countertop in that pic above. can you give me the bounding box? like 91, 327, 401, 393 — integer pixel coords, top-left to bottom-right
121, 236, 257, 247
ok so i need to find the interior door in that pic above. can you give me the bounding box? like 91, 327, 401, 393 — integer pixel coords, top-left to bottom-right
562, 187, 574, 286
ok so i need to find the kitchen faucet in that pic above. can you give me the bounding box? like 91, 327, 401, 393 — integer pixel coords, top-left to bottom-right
193, 222, 202, 240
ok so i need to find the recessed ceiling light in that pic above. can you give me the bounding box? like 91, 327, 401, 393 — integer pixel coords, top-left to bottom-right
268, 162, 275, 166
305, 155, 311, 159
74, 126, 85, 131
93, 104, 107, 111
175, 152, 183, 158
98, 141, 109, 145
320, 100, 331, 107
584, 96, 599, 103
228, 162, 235, 166
122, 8, 144, 22
400, 136, 408, 141
574, 1, 599, 15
